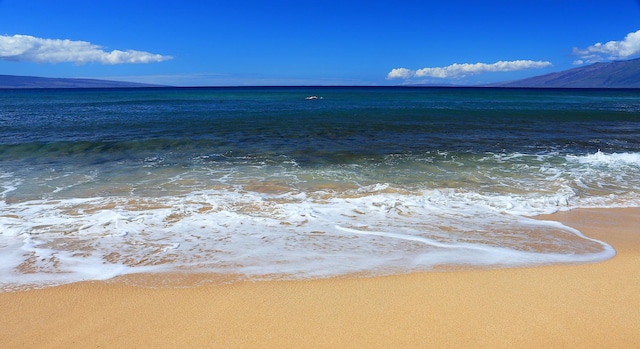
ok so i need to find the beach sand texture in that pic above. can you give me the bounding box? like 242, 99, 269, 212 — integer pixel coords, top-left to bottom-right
1, 207, 638, 348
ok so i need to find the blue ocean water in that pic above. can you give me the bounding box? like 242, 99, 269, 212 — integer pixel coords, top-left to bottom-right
1, 86, 639, 289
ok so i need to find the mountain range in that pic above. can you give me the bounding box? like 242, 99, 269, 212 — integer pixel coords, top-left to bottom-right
2, 58, 640, 88
491, 58, 640, 88
0, 75, 164, 88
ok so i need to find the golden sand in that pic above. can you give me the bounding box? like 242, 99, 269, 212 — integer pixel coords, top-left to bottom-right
1, 208, 639, 348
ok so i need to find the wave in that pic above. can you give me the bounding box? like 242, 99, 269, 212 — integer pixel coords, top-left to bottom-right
0, 175, 626, 290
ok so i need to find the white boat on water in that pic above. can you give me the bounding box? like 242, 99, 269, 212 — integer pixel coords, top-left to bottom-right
305, 95, 320, 100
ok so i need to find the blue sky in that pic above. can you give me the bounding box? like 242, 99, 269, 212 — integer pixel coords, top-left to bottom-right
1, 0, 640, 86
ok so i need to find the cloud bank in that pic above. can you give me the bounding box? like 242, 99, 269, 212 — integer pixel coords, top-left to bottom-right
0, 34, 172, 64
387, 60, 552, 80
572, 29, 640, 64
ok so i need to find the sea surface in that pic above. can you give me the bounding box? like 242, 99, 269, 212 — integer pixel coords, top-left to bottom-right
1, 86, 639, 290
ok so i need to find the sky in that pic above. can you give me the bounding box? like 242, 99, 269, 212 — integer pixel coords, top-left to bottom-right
1, 0, 640, 86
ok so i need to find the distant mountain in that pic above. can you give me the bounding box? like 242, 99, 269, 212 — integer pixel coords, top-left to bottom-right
493, 58, 640, 88
0, 75, 166, 88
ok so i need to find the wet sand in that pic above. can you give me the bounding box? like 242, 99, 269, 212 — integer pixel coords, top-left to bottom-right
1, 207, 639, 348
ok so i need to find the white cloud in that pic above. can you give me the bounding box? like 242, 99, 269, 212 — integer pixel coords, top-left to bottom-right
0, 34, 172, 64
386, 68, 413, 79
573, 29, 640, 64
387, 60, 552, 80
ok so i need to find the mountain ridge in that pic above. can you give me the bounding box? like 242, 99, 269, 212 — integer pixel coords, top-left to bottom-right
0, 74, 166, 89
490, 58, 640, 88
3, 59, 640, 89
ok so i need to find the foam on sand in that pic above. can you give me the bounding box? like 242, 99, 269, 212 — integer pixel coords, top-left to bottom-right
0, 207, 638, 348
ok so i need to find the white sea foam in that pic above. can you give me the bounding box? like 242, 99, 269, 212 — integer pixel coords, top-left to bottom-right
0, 186, 618, 290
0, 150, 637, 290
568, 150, 640, 165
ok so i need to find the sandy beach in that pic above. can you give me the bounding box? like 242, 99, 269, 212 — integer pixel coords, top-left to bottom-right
1, 207, 638, 348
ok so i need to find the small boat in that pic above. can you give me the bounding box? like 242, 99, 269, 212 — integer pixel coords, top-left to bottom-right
305, 95, 319, 100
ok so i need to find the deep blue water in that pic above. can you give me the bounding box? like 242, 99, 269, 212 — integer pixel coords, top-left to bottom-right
3, 87, 639, 156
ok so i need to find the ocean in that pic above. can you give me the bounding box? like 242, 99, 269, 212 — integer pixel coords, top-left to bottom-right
1, 86, 639, 290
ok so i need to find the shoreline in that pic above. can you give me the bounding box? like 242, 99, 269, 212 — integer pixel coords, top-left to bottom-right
1, 207, 639, 348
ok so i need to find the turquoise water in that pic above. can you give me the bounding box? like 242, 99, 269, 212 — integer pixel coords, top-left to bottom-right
1, 87, 639, 289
